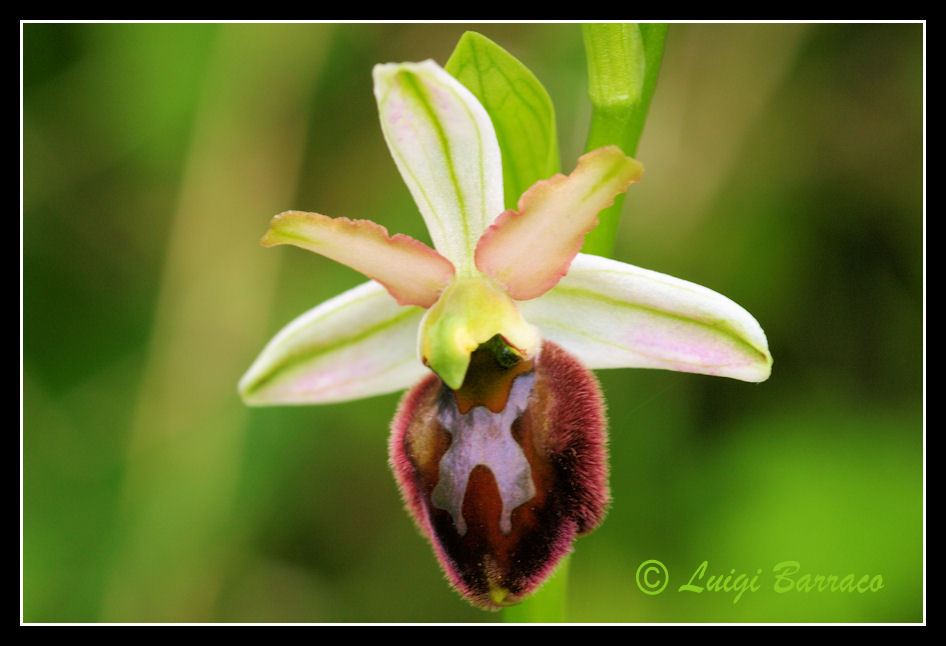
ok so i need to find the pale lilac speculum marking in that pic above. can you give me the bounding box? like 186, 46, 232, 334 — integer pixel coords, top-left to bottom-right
432, 372, 537, 536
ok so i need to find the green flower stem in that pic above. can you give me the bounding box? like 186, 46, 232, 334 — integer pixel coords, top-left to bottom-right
503, 24, 665, 623
580, 23, 667, 257
502, 555, 571, 623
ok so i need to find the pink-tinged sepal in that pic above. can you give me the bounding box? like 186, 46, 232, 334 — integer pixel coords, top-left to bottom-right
389, 341, 608, 610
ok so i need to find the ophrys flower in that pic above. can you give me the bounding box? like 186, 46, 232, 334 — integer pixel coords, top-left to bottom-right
239, 60, 771, 609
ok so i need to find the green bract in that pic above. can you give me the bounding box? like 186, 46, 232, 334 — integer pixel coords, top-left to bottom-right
238, 59, 772, 406
445, 31, 560, 211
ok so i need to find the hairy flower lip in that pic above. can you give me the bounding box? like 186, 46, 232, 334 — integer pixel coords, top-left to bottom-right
390, 340, 609, 611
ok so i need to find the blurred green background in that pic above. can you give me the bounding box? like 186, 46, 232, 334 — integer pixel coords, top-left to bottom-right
22, 22, 923, 623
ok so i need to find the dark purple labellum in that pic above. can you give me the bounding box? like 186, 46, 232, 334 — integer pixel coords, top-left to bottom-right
389, 340, 609, 610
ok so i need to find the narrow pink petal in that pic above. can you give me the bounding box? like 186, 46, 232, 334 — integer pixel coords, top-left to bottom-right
474, 146, 643, 301
263, 211, 455, 308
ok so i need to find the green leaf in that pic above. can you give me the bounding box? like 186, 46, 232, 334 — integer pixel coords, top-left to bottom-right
446, 31, 561, 211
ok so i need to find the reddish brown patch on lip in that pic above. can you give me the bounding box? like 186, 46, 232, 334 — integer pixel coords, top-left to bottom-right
389, 340, 609, 609
451, 343, 534, 414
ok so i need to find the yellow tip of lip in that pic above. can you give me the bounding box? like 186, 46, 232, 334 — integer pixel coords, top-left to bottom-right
489, 584, 512, 606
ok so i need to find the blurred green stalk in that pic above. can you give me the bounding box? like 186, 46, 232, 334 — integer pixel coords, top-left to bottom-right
101, 25, 331, 621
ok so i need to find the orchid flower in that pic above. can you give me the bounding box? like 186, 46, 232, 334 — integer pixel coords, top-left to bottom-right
239, 60, 772, 610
